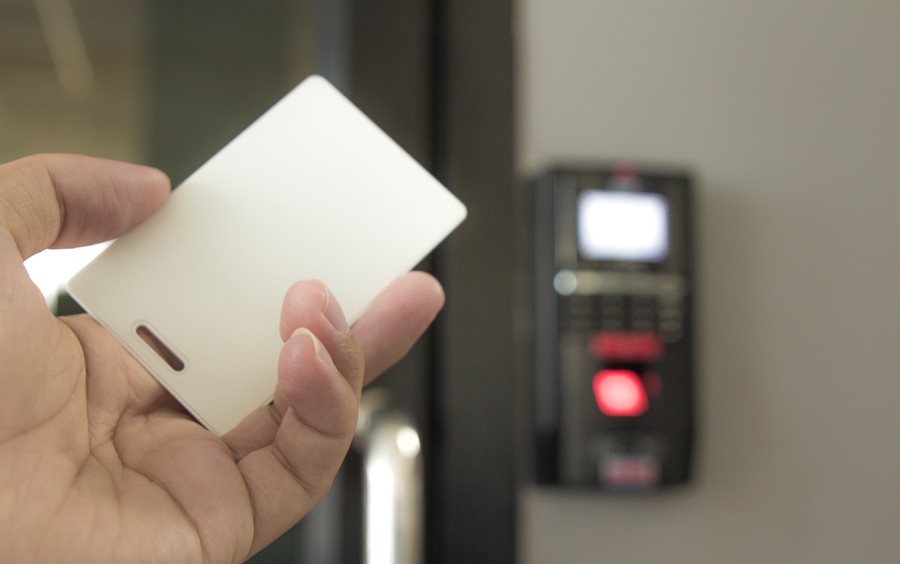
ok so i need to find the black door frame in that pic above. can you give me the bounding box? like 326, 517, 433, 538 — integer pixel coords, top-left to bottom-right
330, 1, 518, 562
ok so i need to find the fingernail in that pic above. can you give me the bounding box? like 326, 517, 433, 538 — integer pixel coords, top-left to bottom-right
323, 290, 349, 334
292, 327, 336, 368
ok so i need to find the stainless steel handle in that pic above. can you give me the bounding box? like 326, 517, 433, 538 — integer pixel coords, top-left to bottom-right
354, 390, 424, 564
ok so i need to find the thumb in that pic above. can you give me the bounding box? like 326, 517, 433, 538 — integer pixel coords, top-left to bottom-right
0, 154, 170, 260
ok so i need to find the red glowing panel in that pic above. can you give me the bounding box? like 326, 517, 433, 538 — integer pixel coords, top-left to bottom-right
589, 331, 663, 363
593, 370, 648, 417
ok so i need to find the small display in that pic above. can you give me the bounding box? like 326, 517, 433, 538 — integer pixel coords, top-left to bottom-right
577, 190, 669, 262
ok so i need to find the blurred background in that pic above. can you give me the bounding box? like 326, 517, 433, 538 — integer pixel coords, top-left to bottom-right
5, 0, 900, 563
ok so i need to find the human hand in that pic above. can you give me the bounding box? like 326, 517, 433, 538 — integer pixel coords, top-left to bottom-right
0, 154, 445, 562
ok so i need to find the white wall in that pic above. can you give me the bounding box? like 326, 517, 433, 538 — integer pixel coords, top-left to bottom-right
517, 2, 900, 562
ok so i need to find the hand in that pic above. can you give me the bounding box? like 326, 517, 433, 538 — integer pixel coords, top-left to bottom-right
0, 154, 445, 562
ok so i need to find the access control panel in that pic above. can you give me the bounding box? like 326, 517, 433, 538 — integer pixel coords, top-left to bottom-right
531, 164, 695, 491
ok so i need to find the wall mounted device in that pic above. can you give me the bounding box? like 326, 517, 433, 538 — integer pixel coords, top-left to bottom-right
531, 164, 695, 491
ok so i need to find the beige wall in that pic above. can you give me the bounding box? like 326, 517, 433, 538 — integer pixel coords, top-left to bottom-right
517, 2, 900, 562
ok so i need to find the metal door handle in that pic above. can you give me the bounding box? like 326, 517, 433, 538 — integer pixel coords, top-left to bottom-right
354, 390, 424, 564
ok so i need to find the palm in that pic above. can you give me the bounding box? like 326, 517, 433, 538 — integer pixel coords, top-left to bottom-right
0, 155, 444, 562
47, 313, 245, 561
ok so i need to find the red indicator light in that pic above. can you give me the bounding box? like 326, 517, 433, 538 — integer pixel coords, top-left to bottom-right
593, 370, 648, 417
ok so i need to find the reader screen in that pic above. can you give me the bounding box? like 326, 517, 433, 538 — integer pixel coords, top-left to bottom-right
577, 190, 669, 262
